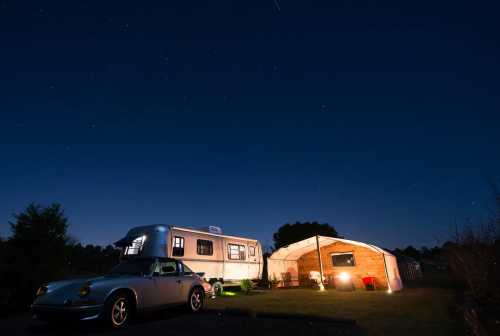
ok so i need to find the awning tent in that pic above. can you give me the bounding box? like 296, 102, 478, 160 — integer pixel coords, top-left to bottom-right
267, 236, 403, 291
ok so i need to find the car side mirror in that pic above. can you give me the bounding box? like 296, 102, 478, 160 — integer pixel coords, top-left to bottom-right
196, 272, 205, 278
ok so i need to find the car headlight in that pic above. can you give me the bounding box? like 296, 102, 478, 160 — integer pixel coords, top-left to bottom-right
36, 285, 48, 297
79, 283, 91, 297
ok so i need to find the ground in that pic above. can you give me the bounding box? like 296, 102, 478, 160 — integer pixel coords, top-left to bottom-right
0, 287, 458, 336
207, 287, 459, 336
0, 308, 360, 336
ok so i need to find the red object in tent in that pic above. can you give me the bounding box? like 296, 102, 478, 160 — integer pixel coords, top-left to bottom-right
362, 276, 376, 290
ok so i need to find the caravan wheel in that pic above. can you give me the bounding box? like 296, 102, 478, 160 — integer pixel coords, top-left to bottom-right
212, 281, 223, 296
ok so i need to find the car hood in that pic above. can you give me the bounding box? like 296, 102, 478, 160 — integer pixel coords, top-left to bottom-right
33, 275, 138, 306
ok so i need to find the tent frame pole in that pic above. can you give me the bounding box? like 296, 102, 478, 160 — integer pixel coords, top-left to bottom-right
382, 253, 393, 293
315, 235, 325, 291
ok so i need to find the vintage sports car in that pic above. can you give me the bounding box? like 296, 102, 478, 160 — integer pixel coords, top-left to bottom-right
31, 257, 213, 328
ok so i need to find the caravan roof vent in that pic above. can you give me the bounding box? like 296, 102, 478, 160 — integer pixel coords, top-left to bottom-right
200, 226, 223, 234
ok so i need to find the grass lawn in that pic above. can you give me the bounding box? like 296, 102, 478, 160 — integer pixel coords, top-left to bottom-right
207, 288, 459, 336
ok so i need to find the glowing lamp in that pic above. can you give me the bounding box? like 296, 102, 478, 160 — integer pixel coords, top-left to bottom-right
338, 272, 351, 283
387, 288, 393, 294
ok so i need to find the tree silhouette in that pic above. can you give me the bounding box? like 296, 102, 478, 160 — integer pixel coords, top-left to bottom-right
64, 243, 120, 276
0, 203, 122, 316
10, 203, 68, 243
273, 221, 340, 250
402, 246, 421, 260
6, 203, 70, 310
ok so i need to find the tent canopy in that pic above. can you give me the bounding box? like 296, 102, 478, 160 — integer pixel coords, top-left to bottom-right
267, 235, 403, 291
269, 236, 393, 261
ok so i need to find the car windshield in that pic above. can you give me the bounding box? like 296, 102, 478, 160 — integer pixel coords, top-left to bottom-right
106, 258, 155, 276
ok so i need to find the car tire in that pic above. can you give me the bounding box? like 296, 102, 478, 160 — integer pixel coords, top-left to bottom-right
187, 287, 205, 313
212, 281, 223, 296
104, 292, 131, 329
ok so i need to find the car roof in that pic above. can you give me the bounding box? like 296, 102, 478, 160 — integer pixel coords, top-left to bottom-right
123, 256, 178, 262
156, 257, 179, 262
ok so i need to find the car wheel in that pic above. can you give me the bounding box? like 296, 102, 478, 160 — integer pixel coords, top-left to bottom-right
212, 281, 223, 296
188, 287, 205, 313
105, 292, 131, 329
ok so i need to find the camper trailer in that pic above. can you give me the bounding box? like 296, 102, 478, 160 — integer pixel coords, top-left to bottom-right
115, 225, 263, 293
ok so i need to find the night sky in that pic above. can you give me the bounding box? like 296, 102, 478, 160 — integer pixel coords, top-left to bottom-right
1, 0, 499, 249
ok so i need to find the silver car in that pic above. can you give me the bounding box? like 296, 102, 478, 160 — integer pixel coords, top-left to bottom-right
31, 257, 213, 329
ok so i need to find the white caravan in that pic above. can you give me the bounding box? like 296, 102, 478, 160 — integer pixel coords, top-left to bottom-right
115, 225, 263, 293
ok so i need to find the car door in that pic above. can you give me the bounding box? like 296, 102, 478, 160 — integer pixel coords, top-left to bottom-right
178, 262, 197, 298
153, 259, 183, 305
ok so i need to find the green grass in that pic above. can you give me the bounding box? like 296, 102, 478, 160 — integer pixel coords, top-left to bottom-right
207, 288, 459, 336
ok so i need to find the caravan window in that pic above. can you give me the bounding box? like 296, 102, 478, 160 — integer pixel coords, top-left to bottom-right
228, 244, 246, 260
332, 252, 355, 267
197, 240, 213, 256
172, 236, 184, 256
124, 236, 146, 256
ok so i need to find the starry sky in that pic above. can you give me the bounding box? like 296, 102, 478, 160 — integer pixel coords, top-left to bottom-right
1, 0, 499, 249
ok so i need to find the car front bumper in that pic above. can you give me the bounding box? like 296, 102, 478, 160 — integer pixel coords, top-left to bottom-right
31, 303, 104, 322
203, 284, 215, 298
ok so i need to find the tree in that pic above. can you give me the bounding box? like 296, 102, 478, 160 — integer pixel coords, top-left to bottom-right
10, 203, 68, 245
0, 203, 123, 315
7, 203, 70, 307
402, 245, 421, 260
273, 221, 340, 250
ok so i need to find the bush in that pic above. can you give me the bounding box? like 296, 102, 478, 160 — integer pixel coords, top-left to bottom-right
240, 279, 253, 294
446, 215, 499, 305
445, 187, 500, 336
451, 187, 499, 301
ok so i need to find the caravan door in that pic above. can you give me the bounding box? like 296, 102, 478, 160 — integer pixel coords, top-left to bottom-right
247, 243, 259, 279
